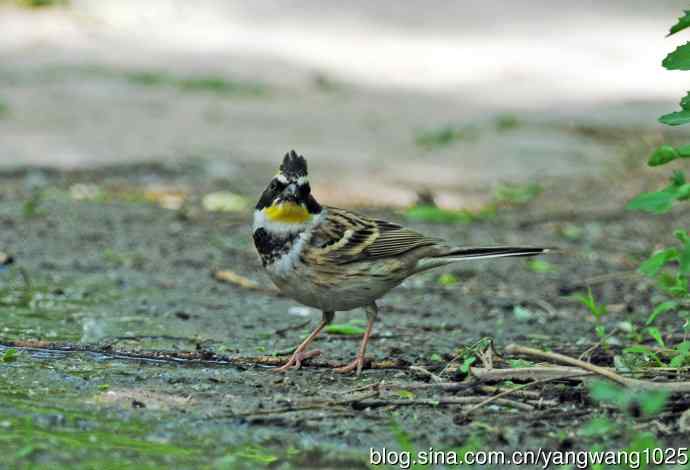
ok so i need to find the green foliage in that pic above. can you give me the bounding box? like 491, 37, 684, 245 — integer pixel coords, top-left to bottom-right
662, 41, 690, 70
437, 272, 459, 286
578, 417, 615, 437
494, 182, 542, 205
178, 76, 265, 96
669, 10, 690, 36
659, 93, 690, 126
415, 125, 478, 149
404, 204, 495, 224
646, 300, 678, 325
1, 348, 19, 363
324, 324, 366, 336
648, 144, 690, 166
390, 419, 416, 454
527, 259, 556, 273
14, 0, 68, 7
670, 341, 690, 368
575, 288, 607, 321
459, 356, 476, 373
637, 230, 690, 304
638, 17, 690, 344
495, 114, 520, 131
513, 305, 533, 322
626, 172, 689, 213
22, 191, 45, 218
588, 381, 669, 417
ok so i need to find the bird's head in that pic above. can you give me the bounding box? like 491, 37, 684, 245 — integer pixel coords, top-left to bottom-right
255, 150, 322, 226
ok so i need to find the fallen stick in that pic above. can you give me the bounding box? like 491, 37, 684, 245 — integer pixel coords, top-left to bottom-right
357, 396, 534, 412
464, 374, 589, 415
505, 344, 690, 392
466, 365, 590, 382
0, 340, 409, 370
212, 269, 280, 295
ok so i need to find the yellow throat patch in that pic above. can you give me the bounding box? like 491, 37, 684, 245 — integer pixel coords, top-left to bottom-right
264, 202, 310, 224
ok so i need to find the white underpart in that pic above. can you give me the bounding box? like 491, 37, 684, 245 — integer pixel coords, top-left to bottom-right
254, 209, 326, 277
271, 230, 311, 277
296, 176, 308, 185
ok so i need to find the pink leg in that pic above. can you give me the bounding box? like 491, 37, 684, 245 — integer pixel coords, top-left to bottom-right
274, 311, 334, 372
334, 303, 378, 376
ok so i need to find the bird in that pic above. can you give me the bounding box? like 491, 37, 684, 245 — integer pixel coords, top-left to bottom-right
252, 150, 551, 375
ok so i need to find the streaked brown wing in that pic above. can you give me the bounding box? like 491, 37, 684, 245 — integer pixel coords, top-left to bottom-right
311, 207, 440, 264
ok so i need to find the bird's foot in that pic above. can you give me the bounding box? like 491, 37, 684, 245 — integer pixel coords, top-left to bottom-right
273, 349, 321, 372
334, 356, 367, 375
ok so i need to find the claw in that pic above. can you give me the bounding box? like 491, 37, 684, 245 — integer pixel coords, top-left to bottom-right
334, 356, 367, 375
273, 349, 321, 372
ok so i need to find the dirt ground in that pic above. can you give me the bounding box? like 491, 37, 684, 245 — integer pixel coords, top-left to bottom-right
1, 156, 689, 469
2, 3, 690, 467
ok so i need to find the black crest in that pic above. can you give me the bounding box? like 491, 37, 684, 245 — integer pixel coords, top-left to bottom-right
280, 150, 308, 178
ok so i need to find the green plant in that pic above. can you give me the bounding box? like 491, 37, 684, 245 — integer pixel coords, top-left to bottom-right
626, 11, 690, 350
575, 288, 607, 324
415, 125, 478, 149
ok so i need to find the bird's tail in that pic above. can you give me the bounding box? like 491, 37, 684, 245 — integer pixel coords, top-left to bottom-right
414, 246, 553, 273
436, 246, 552, 262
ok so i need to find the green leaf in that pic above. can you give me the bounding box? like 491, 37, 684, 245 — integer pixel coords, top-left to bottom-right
459, 356, 476, 373
437, 273, 459, 286
324, 324, 366, 336
390, 420, 416, 454
527, 259, 555, 273
677, 184, 690, 200
671, 170, 687, 187
680, 244, 690, 276
639, 248, 678, 277
588, 380, 624, 404
397, 390, 416, 399
670, 343, 690, 368
678, 341, 690, 354
659, 109, 690, 126
646, 301, 679, 325
626, 190, 676, 213
663, 42, 690, 70
669, 11, 690, 36
670, 354, 687, 368
574, 288, 606, 320
513, 305, 533, 321
404, 205, 475, 224
659, 92, 690, 126
648, 145, 679, 166
578, 417, 615, 437
508, 358, 532, 368
646, 327, 665, 348
638, 390, 669, 416
1, 348, 18, 362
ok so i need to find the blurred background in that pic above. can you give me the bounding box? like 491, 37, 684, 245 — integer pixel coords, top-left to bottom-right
1, 0, 690, 207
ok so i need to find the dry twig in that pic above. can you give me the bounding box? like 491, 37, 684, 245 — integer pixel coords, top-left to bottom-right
506, 344, 690, 392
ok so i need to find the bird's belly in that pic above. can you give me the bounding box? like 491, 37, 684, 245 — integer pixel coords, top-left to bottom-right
267, 262, 403, 311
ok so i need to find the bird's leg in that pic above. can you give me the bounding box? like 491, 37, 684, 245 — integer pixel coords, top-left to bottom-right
274, 310, 334, 372
334, 302, 378, 375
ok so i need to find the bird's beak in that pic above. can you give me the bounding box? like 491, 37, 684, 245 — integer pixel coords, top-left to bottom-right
282, 183, 299, 203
